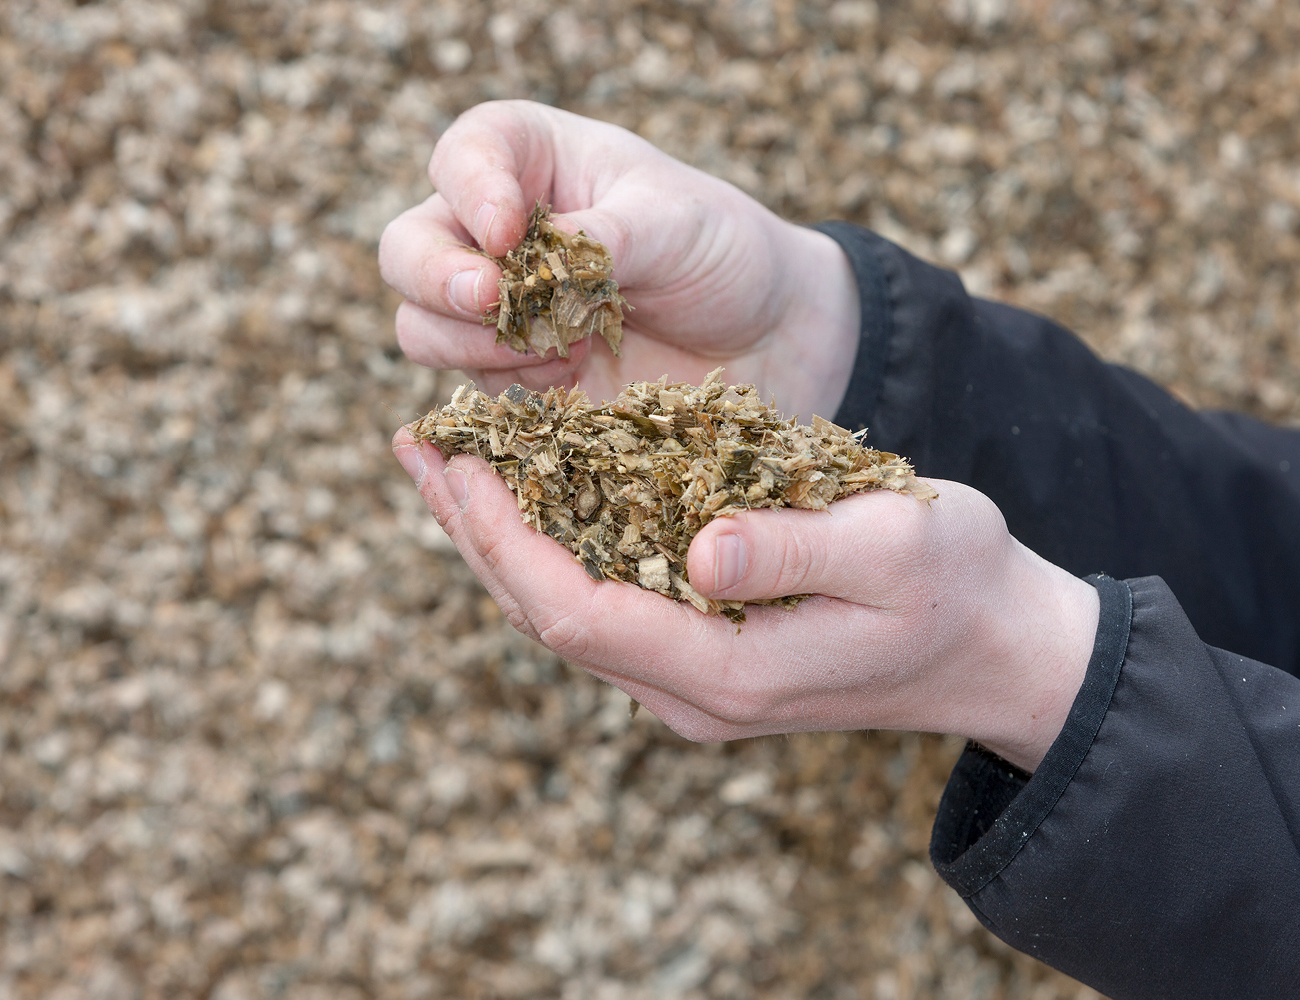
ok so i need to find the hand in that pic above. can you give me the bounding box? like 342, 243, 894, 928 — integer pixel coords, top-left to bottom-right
378, 101, 860, 423
393, 433, 1100, 773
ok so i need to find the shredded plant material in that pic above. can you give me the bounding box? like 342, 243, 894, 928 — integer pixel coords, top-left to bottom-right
484, 203, 628, 358
409, 370, 938, 622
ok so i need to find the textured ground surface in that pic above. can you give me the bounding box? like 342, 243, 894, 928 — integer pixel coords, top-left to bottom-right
3, 1, 1298, 998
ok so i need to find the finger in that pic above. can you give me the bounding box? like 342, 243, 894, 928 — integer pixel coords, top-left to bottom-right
394, 301, 600, 390
379, 195, 502, 319
685, 488, 941, 604
395, 300, 561, 371
391, 438, 618, 644
390, 431, 757, 738
569, 593, 934, 741
408, 450, 803, 710
389, 434, 916, 736
389, 436, 558, 642
428, 101, 554, 257
461, 343, 595, 395
436, 452, 696, 648
390, 428, 460, 529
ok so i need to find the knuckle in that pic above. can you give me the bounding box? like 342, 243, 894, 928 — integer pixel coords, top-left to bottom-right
695, 680, 773, 727
393, 306, 439, 366
868, 494, 930, 572
718, 693, 771, 727
471, 520, 514, 581
428, 119, 461, 172
771, 527, 817, 596
499, 602, 541, 645
416, 250, 445, 308
534, 605, 592, 663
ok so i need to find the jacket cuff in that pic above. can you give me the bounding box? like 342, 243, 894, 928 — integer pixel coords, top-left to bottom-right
811, 222, 896, 435
929, 574, 1133, 894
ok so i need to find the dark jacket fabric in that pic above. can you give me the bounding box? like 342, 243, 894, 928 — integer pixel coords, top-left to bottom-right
816, 223, 1300, 998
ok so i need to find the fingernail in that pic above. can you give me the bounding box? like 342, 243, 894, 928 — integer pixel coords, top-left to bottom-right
444, 466, 469, 509
448, 269, 482, 314
714, 534, 747, 594
395, 445, 426, 485
475, 202, 499, 248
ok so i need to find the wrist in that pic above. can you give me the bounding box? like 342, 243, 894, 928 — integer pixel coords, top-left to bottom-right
761, 223, 861, 423
969, 547, 1100, 772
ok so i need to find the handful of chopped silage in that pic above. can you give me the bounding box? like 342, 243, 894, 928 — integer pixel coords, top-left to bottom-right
408, 370, 937, 622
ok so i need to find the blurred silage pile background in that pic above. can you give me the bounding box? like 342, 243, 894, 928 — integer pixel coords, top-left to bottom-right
2, 0, 1298, 998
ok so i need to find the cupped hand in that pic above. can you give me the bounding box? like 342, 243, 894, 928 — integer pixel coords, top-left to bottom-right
393, 431, 1100, 773
379, 101, 860, 423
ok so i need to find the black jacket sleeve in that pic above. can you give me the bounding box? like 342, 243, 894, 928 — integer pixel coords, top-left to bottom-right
934, 574, 1300, 998
816, 222, 1300, 677
815, 223, 1300, 998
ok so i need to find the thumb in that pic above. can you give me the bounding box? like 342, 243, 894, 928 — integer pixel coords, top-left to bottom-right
685, 490, 931, 603
549, 207, 634, 279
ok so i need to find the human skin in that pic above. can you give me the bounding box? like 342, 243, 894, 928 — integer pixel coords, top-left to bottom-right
382, 100, 1100, 772
377, 100, 860, 424
391, 438, 1099, 773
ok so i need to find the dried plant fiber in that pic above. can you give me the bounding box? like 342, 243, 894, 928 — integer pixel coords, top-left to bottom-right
485, 203, 627, 358
409, 370, 937, 621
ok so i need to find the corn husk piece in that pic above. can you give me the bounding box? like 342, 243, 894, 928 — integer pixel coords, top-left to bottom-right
485, 202, 627, 358
408, 370, 938, 622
